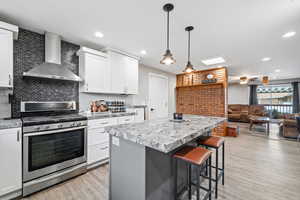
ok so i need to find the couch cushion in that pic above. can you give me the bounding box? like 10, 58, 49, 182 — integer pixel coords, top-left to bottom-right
284, 119, 297, 127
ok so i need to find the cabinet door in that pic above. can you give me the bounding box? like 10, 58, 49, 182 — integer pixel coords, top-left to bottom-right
0, 29, 13, 88
85, 53, 110, 93
110, 52, 127, 94
125, 56, 139, 94
0, 128, 22, 196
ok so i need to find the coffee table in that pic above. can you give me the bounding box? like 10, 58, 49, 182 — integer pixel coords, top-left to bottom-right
249, 116, 271, 134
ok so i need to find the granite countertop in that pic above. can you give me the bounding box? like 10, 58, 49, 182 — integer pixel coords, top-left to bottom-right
105, 114, 225, 153
81, 111, 136, 120
0, 118, 22, 130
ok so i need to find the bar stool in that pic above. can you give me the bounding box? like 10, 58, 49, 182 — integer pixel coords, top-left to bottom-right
173, 146, 212, 200
198, 136, 225, 199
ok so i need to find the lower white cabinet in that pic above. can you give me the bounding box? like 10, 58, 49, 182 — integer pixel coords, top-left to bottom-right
0, 128, 22, 197
118, 115, 135, 125
87, 116, 136, 166
87, 118, 118, 165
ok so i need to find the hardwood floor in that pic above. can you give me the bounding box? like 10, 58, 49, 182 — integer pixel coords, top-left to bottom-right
23, 124, 300, 200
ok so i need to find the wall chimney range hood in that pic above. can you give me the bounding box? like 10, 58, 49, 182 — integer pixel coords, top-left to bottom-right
23, 32, 82, 82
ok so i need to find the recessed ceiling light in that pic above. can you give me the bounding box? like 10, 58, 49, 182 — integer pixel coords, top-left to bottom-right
275, 69, 281, 73
261, 57, 271, 62
94, 32, 104, 38
201, 57, 226, 65
140, 50, 147, 55
282, 31, 296, 38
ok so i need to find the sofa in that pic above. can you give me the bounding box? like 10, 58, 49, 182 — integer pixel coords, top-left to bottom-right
282, 113, 300, 139
228, 104, 267, 123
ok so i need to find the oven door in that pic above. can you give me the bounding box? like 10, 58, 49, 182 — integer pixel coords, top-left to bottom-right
23, 126, 87, 182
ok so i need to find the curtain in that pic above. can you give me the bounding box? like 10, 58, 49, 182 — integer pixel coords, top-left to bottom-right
249, 85, 258, 105
292, 82, 299, 113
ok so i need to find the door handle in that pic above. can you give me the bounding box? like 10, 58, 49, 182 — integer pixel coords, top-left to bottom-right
17, 130, 20, 142
150, 108, 155, 111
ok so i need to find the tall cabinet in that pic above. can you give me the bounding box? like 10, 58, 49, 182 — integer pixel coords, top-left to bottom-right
78, 47, 139, 95
0, 21, 18, 88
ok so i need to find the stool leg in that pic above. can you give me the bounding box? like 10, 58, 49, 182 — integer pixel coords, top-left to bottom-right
215, 148, 218, 199
209, 156, 212, 200
188, 163, 192, 200
196, 164, 200, 200
222, 143, 225, 185
174, 158, 178, 200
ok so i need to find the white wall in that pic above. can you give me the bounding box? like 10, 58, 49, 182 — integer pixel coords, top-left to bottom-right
127, 64, 176, 115
79, 64, 176, 114
228, 83, 249, 105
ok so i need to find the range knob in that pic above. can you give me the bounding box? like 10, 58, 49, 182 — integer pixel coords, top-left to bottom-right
58, 124, 63, 128
71, 122, 76, 127
45, 126, 50, 130
35, 127, 41, 131
76, 122, 82, 126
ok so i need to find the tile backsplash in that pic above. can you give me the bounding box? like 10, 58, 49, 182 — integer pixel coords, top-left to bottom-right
0, 89, 12, 118
12, 28, 80, 118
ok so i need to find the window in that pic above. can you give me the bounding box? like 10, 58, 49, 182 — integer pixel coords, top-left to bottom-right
257, 84, 293, 115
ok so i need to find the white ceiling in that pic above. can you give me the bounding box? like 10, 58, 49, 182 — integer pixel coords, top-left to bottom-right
1, 0, 300, 80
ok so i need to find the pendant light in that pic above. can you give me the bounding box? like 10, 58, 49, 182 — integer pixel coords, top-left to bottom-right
183, 26, 195, 73
160, 3, 176, 65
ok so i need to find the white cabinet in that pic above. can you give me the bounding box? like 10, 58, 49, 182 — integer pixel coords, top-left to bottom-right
78, 47, 110, 93
78, 47, 139, 95
117, 115, 135, 125
0, 29, 13, 88
0, 128, 22, 197
124, 56, 139, 94
109, 50, 139, 94
87, 118, 118, 165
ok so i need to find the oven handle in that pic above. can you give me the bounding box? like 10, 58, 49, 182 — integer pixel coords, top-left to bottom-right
23, 126, 87, 137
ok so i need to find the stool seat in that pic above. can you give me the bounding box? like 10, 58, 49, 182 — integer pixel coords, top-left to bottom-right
198, 136, 225, 148
174, 146, 212, 166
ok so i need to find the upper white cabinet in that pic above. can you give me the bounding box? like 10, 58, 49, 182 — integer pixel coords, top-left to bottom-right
78, 47, 139, 95
0, 22, 18, 88
0, 128, 22, 197
78, 47, 111, 93
109, 50, 139, 94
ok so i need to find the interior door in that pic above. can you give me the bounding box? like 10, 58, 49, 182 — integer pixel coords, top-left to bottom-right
149, 73, 169, 120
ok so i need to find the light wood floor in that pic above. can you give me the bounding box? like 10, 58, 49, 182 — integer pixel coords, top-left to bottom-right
23, 123, 300, 200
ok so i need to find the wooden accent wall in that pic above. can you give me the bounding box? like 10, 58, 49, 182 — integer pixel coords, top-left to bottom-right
176, 67, 228, 136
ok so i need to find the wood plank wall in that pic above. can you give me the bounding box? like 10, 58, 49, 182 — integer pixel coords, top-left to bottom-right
176, 67, 228, 136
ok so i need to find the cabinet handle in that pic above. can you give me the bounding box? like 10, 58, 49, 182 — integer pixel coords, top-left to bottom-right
125, 119, 130, 121
17, 130, 20, 142
100, 122, 109, 125
100, 146, 109, 150
8, 74, 12, 86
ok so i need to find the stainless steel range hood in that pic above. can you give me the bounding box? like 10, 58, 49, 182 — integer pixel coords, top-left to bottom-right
23, 32, 82, 82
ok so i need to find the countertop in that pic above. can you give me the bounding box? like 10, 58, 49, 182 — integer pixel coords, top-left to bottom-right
0, 118, 22, 130
105, 114, 225, 153
81, 111, 136, 120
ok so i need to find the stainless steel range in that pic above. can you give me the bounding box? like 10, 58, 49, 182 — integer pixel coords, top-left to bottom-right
21, 101, 88, 196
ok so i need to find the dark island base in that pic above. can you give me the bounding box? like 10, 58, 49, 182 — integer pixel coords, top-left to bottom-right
109, 131, 211, 200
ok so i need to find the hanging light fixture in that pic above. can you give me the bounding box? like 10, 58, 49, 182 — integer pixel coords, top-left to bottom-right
183, 26, 195, 73
240, 76, 248, 84
262, 76, 269, 85
160, 3, 176, 65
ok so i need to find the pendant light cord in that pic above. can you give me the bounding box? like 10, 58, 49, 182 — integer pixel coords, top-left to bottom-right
188, 31, 191, 62
167, 11, 170, 50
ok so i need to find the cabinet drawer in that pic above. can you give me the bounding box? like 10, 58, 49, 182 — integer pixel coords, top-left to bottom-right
118, 116, 135, 125
87, 142, 109, 165
88, 117, 118, 129
88, 128, 108, 146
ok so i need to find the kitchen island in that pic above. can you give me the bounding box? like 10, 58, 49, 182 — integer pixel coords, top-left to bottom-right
105, 114, 225, 200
